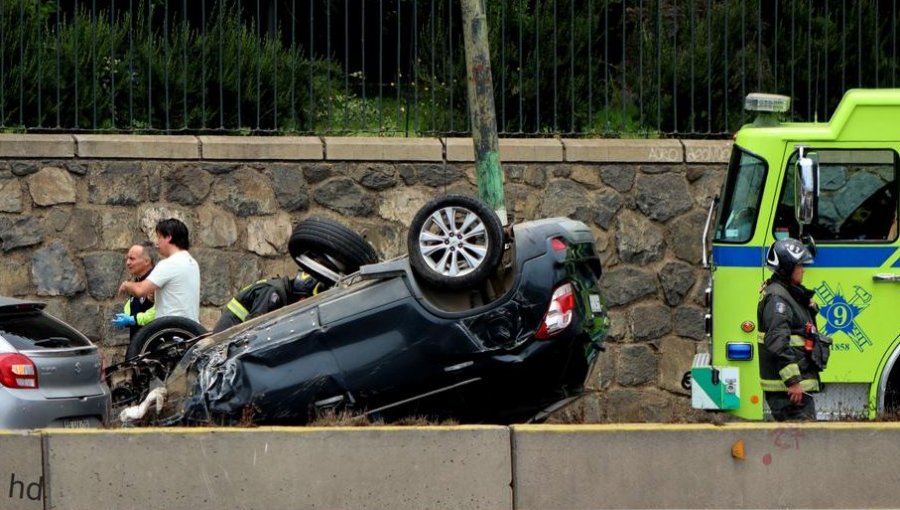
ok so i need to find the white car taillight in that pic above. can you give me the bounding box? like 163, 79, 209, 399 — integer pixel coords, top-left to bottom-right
0, 353, 38, 389
536, 283, 575, 339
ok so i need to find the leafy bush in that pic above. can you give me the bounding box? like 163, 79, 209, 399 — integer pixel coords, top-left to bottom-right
0, 0, 343, 133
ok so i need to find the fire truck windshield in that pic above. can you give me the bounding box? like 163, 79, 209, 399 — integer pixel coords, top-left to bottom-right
714, 148, 767, 243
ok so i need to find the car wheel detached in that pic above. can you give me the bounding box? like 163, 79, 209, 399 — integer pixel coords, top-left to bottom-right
289, 217, 379, 282
407, 194, 504, 290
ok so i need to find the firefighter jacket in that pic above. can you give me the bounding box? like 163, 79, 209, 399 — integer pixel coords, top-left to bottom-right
757, 279, 822, 393
123, 270, 156, 339
214, 274, 324, 334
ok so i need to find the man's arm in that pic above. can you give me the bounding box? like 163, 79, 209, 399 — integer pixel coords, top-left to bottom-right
119, 278, 159, 299
136, 305, 156, 326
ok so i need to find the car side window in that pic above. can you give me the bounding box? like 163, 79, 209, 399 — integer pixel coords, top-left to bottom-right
776, 149, 899, 242
0, 312, 90, 350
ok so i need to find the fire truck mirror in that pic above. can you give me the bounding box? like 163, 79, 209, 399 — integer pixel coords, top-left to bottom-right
795, 154, 819, 225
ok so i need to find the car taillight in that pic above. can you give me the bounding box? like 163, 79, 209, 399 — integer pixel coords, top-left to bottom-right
536, 283, 575, 339
0, 353, 38, 389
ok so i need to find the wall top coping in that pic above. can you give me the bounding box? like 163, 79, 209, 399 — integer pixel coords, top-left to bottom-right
0, 134, 733, 164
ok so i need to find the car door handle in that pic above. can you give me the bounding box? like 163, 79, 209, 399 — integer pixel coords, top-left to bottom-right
873, 273, 900, 282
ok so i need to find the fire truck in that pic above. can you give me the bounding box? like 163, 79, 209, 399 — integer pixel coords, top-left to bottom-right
690, 89, 900, 420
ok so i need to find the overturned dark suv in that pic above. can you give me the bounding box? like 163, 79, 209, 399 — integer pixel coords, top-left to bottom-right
110, 195, 608, 425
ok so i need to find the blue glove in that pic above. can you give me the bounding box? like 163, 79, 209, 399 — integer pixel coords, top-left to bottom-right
112, 313, 136, 328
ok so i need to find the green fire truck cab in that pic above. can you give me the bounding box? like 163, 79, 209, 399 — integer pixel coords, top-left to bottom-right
691, 89, 900, 420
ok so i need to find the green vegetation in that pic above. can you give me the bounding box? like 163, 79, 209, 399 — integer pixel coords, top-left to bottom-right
0, 0, 895, 136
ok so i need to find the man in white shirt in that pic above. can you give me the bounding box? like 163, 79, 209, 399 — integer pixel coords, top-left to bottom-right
119, 218, 200, 322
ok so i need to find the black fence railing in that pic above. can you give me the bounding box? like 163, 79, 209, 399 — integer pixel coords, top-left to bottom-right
1, 0, 897, 137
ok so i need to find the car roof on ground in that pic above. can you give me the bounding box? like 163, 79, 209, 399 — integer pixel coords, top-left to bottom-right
0, 296, 46, 312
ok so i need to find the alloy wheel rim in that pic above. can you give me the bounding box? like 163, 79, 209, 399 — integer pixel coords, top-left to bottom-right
417, 206, 489, 277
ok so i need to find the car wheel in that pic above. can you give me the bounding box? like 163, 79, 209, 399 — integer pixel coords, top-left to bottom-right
289, 217, 380, 283
125, 316, 207, 360
407, 194, 504, 290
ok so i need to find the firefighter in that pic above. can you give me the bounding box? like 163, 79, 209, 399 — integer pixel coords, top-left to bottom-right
111, 242, 157, 341
213, 272, 329, 333
758, 238, 831, 421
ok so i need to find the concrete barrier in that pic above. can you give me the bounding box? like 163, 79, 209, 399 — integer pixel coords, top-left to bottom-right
511, 423, 900, 509
43, 426, 512, 510
0, 431, 44, 510
26, 422, 900, 508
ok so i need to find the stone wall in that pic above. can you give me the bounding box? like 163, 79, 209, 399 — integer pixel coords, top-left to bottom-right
0, 135, 731, 422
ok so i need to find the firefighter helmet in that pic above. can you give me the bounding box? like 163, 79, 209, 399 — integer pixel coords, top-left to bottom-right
291, 271, 331, 296
766, 238, 814, 279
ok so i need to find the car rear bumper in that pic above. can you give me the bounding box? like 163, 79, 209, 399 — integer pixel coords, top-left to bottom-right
0, 386, 110, 429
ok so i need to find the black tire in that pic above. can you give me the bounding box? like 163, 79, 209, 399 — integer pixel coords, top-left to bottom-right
407, 194, 504, 290
125, 316, 207, 360
289, 217, 379, 282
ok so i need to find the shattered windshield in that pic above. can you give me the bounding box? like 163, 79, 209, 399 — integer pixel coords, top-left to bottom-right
714, 148, 768, 243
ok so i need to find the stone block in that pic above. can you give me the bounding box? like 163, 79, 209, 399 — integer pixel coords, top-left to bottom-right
199, 136, 323, 160
325, 137, 442, 161
617, 344, 658, 386
444, 137, 563, 162
658, 261, 697, 306
659, 336, 699, 395
75, 135, 200, 159
599, 266, 657, 307
28, 166, 77, 206
683, 139, 732, 163
246, 213, 292, 257
538, 179, 590, 218
88, 162, 150, 206
31, 241, 86, 297
0, 134, 75, 158
100, 211, 138, 250
164, 165, 213, 205
0, 255, 32, 296
210, 167, 277, 216
270, 164, 310, 211
630, 303, 672, 341
313, 178, 375, 217
562, 138, 683, 162
195, 204, 238, 248
634, 172, 693, 222
82, 252, 125, 300
378, 187, 431, 225
0, 172, 23, 212
0, 216, 43, 251
615, 209, 666, 264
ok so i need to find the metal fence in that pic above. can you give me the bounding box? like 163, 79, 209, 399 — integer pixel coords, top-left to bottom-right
1, 0, 898, 137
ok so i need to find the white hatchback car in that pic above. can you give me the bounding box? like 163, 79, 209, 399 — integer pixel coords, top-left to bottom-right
0, 296, 110, 429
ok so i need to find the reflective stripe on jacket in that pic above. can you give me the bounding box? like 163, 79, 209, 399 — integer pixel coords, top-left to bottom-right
123, 269, 156, 339
225, 274, 324, 324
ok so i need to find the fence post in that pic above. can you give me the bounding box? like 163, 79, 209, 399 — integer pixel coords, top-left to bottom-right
460, 0, 507, 225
